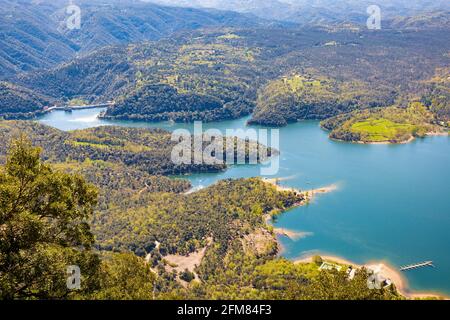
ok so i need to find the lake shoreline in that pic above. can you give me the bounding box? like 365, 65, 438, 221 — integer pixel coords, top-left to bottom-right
329, 130, 448, 145
294, 254, 448, 300
262, 177, 338, 198
38, 109, 450, 298
262, 177, 337, 243
263, 177, 447, 300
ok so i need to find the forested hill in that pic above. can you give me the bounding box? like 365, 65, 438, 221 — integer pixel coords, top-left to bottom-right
0, 121, 222, 175
0, 82, 55, 119
0, 0, 79, 77
53, 0, 274, 52
385, 10, 450, 30
151, 0, 450, 26
0, 120, 275, 175
15, 46, 135, 103
0, 0, 272, 78
0, 127, 403, 299
13, 24, 450, 124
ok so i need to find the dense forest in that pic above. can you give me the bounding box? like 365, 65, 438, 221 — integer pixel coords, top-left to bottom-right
0, 132, 404, 300
0, 121, 225, 175
7, 20, 448, 127
320, 69, 450, 143
0, 82, 55, 119
248, 29, 449, 126
248, 73, 394, 126
321, 102, 443, 143
0, 0, 269, 78
1, 1, 448, 301
152, 0, 450, 27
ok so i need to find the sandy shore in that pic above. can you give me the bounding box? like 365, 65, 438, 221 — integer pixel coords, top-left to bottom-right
263, 177, 448, 299
262, 178, 336, 252
295, 254, 447, 299
273, 228, 313, 240
365, 136, 415, 145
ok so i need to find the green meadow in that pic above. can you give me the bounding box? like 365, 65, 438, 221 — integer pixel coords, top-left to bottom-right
350, 118, 417, 142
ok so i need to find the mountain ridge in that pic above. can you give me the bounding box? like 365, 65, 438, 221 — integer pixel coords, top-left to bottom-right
148, 0, 450, 25
0, 0, 278, 77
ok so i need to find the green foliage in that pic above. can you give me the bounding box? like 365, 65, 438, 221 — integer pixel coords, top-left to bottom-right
180, 269, 195, 283
89, 252, 155, 300
101, 38, 261, 122
351, 119, 416, 142
0, 0, 261, 77
0, 121, 274, 177
0, 122, 225, 175
321, 102, 440, 143
0, 133, 405, 300
0, 0, 78, 78
106, 84, 226, 122
192, 245, 401, 300
3, 7, 445, 299
94, 178, 303, 257
283, 267, 401, 300
14, 26, 447, 125
0, 137, 101, 299
313, 255, 323, 266
0, 82, 54, 119
68, 99, 88, 106
249, 72, 394, 127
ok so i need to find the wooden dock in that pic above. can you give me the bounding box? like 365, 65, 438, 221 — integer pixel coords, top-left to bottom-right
400, 261, 434, 271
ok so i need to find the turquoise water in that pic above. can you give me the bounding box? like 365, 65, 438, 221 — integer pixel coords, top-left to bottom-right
38, 108, 450, 295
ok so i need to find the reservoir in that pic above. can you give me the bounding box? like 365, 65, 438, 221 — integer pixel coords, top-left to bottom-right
38, 108, 450, 295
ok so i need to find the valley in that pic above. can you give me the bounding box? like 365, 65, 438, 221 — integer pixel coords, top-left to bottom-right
33, 107, 450, 297
1, 0, 449, 302
3, 24, 449, 140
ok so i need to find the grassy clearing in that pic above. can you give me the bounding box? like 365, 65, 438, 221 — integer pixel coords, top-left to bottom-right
351, 118, 416, 142
322, 102, 440, 143
283, 75, 324, 93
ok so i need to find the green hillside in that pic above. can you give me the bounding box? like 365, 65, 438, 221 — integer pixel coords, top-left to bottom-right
321, 102, 446, 143
0, 128, 403, 300
0, 82, 55, 119
15, 27, 450, 125
0, 0, 267, 77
